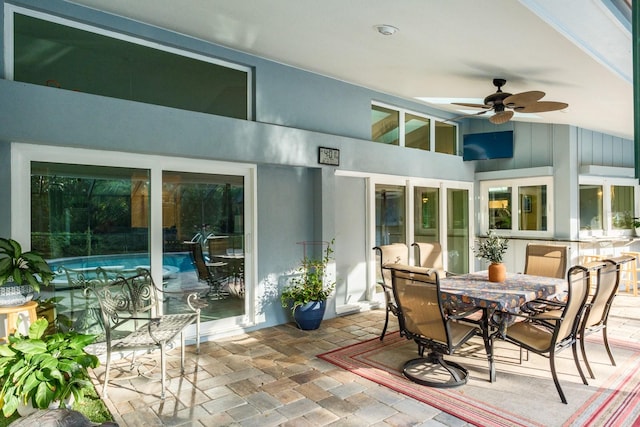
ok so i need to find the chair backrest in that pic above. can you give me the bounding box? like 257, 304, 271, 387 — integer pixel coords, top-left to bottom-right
186, 241, 211, 281
373, 243, 409, 288
385, 264, 449, 348
207, 236, 230, 256
524, 244, 569, 279
583, 256, 628, 329
556, 265, 592, 342
411, 242, 444, 271
85, 269, 160, 343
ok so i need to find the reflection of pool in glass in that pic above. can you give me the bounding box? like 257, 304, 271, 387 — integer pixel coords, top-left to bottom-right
48, 252, 195, 280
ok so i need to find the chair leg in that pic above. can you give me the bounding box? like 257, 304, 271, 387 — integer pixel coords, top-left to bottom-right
572, 341, 589, 385
602, 327, 616, 366
103, 349, 112, 399
549, 352, 568, 404
380, 306, 390, 341
580, 334, 595, 380
180, 331, 185, 373
160, 345, 166, 399
196, 314, 201, 355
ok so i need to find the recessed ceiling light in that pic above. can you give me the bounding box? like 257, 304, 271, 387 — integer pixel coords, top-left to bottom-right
374, 24, 399, 36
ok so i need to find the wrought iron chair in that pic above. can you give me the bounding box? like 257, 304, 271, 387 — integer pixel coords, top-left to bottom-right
503, 264, 594, 404
373, 243, 409, 340
385, 264, 483, 388
523, 243, 569, 279
86, 269, 202, 399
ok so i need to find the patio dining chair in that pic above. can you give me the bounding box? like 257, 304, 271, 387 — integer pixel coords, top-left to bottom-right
523, 243, 569, 279
373, 243, 409, 340
503, 264, 594, 404
385, 264, 483, 387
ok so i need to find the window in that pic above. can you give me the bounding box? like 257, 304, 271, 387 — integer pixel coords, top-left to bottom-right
9, 7, 252, 120
580, 177, 638, 236
371, 105, 399, 145
480, 177, 553, 237
371, 102, 457, 154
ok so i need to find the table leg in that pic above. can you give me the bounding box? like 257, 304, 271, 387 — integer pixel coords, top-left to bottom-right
479, 308, 496, 383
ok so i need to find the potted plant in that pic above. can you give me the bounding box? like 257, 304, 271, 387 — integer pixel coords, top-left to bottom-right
280, 239, 336, 330
0, 238, 54, 306
473, 230, 509, 282
0, 318, 99, 417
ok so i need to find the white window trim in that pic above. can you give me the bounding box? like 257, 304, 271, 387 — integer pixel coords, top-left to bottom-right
371, 101, 458, 153
4, 4, 253, 120
579, 175, 639, 237
11, 142, 258, 338
479, 176, 554, 238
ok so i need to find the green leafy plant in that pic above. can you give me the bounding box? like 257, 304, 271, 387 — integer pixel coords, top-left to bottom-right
281, 239, 336, 313
473, 230, 509, 264
0, 238, 54, 292
0, 318, 99, 417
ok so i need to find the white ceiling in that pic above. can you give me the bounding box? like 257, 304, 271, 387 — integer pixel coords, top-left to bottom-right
69, 0, 634, 139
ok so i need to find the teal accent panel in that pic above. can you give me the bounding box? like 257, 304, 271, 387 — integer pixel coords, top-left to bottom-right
634, 0, 640, 179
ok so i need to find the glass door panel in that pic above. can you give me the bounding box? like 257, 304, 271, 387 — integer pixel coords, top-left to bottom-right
162, 171, 245, 321
413, 187, 439, 243
447, 188, 469, 274
375, 185, 406, 246
31, 162, 150, 333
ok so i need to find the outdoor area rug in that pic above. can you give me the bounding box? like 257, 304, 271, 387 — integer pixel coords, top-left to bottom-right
318, 332, 640, 427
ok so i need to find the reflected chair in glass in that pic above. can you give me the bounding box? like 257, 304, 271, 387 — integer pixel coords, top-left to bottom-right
373, 243, 409, 341
186, 242, 227, 299
385, 264, 482, 388
504, 264, 593, 404
523, 243, 569, 279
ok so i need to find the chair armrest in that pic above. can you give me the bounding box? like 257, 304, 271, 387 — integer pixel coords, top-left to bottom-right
449, 306, 482, 321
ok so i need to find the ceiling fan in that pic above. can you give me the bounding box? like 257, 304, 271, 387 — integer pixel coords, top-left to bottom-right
452, 78, 568, 124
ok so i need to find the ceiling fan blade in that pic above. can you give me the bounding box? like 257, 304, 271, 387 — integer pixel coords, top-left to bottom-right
489, 110, 514, 125
503, 91, 545, 108
452, 102, 491, 109
440, 109, 490, 123
516, 101, 568, 113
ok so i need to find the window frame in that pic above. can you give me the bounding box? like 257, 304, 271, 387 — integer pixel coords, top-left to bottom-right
479, 176, 554, 238
371, 101, 458, 155
579, 176, 639, 237
4, 4, 253, 120
11, 142, 258, 334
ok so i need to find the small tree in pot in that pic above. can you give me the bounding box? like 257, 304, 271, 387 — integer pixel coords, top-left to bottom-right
280, 239, 336, 330
473, 230, 509, 282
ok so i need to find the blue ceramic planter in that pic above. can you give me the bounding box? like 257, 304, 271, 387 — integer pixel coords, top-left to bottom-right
293, 300, 326, 330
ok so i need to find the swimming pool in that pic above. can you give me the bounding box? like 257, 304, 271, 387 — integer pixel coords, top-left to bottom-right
47, 251, 195, 279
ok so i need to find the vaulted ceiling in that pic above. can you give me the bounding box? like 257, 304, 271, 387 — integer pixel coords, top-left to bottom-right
69, 0, 634, 139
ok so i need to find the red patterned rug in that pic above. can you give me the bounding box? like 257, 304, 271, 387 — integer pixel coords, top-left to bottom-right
318, 332, 640, 427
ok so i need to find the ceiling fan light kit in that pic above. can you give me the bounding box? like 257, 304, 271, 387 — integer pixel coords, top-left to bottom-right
452, 78, 568, 124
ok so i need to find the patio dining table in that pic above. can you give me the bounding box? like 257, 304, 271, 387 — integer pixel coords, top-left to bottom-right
439, 271, 567, 382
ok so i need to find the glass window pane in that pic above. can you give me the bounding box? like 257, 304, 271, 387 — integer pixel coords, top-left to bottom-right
447, 188, 469, 274
488, 187, 512, 230
405, 113, 430, 150
518, 185, 547, 231
371, 105, 399, 145
413, 187, 439, 243
435, 121, 456, 155
31, 162, 150, 333
15, 13, 249, 119
580, 185, 603, 231
611, 185, 635, 229
163, 171, 245, 318
375, 185, 405, 245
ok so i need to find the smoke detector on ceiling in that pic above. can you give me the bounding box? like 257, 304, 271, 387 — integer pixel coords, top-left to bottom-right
374, 24, 399, 36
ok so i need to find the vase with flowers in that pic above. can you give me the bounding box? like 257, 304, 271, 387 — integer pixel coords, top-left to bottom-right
473, 230, 509, 282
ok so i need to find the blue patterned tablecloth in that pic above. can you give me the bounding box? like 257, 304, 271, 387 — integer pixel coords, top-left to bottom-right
439, 271, 567, 317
